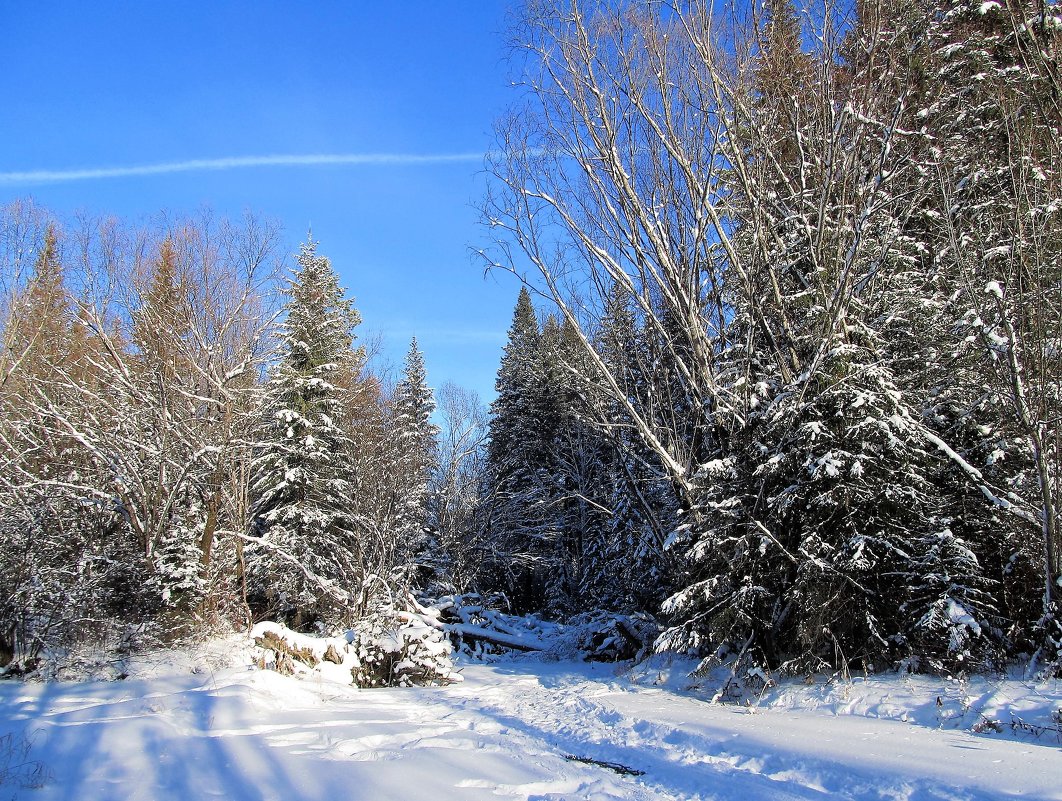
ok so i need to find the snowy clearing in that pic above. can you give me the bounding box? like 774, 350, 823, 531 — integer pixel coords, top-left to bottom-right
1, 646, 1059, 801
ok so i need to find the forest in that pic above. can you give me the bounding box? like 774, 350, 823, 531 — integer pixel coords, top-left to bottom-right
1, 0, 1060, 687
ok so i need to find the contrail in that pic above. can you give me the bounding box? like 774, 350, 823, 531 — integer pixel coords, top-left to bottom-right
0, 152, 486, 185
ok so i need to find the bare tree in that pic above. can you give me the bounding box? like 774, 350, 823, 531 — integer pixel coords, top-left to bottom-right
1, 210, 282, 642
429, 382, 490, 594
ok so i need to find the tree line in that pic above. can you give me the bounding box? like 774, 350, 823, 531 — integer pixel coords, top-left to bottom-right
475, 0, 1060, 676
0, 205, 442, 666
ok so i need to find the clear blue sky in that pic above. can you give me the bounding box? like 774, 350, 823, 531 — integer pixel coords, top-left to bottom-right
0, 2, 525, 401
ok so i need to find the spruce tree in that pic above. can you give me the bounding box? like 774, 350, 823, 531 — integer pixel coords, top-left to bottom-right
484, 287, 550, 610
248, 237, 363, 627
656, 0, 999, 674
837, 0, 1057, 665
590, 288, 676, 613
391, 337, 440, 582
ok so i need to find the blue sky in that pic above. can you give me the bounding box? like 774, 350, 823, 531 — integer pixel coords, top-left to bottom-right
0, 2, 524, 401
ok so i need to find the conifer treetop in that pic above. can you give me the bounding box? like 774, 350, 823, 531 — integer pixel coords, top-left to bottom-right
279, 237, 363, 376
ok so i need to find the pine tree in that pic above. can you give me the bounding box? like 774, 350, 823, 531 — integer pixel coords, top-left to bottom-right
248, 237, 364, 627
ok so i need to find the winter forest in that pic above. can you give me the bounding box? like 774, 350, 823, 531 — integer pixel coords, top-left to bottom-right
1, 0, 1060, 700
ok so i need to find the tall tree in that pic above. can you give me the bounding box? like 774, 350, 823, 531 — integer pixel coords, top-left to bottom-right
390, 337, 440, 581
0, 223, 101, 665
589, 287, 677, 612
248, 237, 364, 627
912, 0, 1062, 663
483, 287, 551, 610
482, 0, 1020, 673
129, 234, 204, 616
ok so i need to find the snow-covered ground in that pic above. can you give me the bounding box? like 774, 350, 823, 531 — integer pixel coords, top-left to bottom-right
1, 642, 1059, 801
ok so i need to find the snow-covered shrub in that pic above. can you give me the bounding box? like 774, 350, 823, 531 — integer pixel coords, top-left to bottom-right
249, 621, 352, 680
350, 616, 460, 688
149, 511, 209, 627
248, 618, 460, 688
253, 628, 319, 673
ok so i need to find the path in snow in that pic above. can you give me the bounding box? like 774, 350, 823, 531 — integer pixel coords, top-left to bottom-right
0, 657, 1058, 801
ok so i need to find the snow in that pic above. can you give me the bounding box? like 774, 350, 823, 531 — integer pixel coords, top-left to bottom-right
946, 599, 983, 638
1, 639, 1060, 801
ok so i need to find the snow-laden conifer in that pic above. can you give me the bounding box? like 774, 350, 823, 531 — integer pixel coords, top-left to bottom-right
390, 337, 440, 580
483, 288, 552, 610
248, 237, 364, 627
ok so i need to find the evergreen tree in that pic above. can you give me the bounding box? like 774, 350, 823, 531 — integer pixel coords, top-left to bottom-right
592, 289, 677, 613
483, 286, 676, 616
484, 287, 551, 610
535, 314, 605, 615
917, 0, 1061, 664
840, 0, 1058, 664
656, 0, 1005, 675
391, 337, 440, 582
131, 237, 188, 382
248, 237, 363, 627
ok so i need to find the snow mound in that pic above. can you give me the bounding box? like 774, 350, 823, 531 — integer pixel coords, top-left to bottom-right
351, 616, 463, 688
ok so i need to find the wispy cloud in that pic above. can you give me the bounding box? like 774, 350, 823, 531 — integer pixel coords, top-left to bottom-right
0, 152, 485, 186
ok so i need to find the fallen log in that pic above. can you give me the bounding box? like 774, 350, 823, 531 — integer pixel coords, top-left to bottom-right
444, 623, 544, 652
402, 598, 546, 653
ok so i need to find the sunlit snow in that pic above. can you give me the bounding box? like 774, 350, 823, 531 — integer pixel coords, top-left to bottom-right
1, 640, 1059, 801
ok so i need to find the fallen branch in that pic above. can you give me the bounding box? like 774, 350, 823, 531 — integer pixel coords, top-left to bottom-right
404, 596, 546, 653
565, 755, 645, 777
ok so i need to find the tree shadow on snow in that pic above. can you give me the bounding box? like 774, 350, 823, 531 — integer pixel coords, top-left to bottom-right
0, 674, 326, 801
